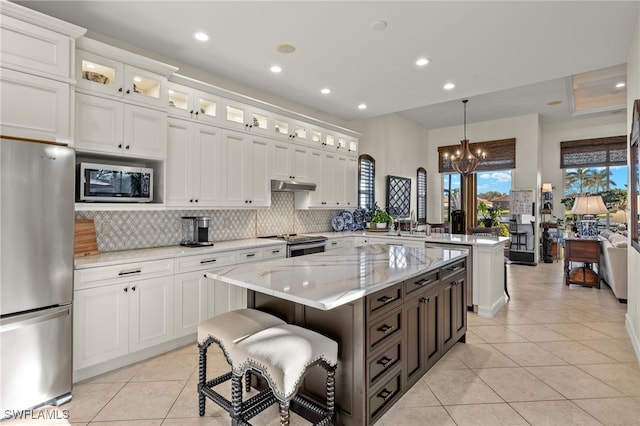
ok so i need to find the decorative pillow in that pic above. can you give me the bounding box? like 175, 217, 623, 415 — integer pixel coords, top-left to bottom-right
609, 234, 628, 247
600, 230, 613, 239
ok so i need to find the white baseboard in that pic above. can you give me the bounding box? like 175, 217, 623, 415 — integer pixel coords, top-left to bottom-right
73, 334, 196, 383
626, 313, 640, 366
477, 295, 506, 318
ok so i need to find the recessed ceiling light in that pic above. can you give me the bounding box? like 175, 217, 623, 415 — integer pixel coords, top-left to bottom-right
193, 31, 209, 42
358, 103, 367, 110
443, 82, 455, 90
547, 100, 563, 106
270, 65, 282, 73
615, 82, 626, 88
416, 57, 430, 66
276, 43, 296, 54
321, 88, 331, 95
371, 20, 387, 31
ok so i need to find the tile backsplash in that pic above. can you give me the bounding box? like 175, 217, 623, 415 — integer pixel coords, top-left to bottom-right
76, 192, 338, 252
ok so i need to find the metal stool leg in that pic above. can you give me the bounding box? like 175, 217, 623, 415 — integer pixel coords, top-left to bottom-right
231, 372, 243, 423
279, 401, 290, 426
327, 366, 336, 423
198, 342, 207, 416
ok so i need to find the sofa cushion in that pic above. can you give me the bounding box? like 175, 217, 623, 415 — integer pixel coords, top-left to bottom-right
609, 234, 628, 247
600, 229, 613, 239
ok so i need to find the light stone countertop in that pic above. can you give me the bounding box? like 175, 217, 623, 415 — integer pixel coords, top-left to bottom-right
74, 238, 286, 269
310, 230, 509, 247
206, 244, 468, 310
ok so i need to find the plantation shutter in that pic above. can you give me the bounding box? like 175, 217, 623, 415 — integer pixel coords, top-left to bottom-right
358, 154, 375, 209
417, 168, 427, 224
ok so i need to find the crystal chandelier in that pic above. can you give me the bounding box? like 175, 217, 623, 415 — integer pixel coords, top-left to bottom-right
450, 99, 482, 176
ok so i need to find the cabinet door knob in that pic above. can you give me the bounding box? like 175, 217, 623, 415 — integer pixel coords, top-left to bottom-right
118, 88, 123, 93
118, 144, 122, 149
124, 287, 128, 292
190, 110, 194, 115
131, 286, 136, 291
125, 145, 130, 150
126, 89, 130, 94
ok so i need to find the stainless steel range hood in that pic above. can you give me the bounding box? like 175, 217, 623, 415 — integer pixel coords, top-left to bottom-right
271, 179, 316, 192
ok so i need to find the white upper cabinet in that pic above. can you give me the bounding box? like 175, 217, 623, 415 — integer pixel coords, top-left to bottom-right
269, 141, 311, 183
166, 118, 221, 207
222, 99, 271, 137
0, 3, 85, 80
219, 129, 270, 208
75, 38, 177, 109
167, 81, 220, 124
76, 93, 167, 159
77, 50, 168, 109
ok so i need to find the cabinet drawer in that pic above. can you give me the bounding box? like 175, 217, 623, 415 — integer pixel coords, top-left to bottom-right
368, 308, 402, 352
367, 283, 402, 319
75, 259, 174, 290
440, 259, 466, 280
262, 245, 286, 260
368, 338, 402, 388
235, 248, 265, 264
174, 252, 236, 274
369, 370, 402, 422
404, 270, 439, 299
326, 238, 346, 250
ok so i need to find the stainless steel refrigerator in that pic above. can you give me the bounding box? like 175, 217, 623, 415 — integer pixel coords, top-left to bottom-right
0, 137, 75, 413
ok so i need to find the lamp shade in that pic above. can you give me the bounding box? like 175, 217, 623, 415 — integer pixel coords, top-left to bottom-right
571, 195, 608, 215
611, 210, 628, 223
541, 183, 553, 193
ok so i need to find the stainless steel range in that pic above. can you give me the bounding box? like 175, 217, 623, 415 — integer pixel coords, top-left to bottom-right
262, 234, 328, 257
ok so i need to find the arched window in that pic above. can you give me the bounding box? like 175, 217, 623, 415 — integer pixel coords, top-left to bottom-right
358, 154, 375, 209
417, 167, 427, 224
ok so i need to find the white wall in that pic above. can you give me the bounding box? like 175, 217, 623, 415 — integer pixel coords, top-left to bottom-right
426, 114, 542, 222
350, 113, 428, 216
541, 114, 626, 216
626, 11, 640, 364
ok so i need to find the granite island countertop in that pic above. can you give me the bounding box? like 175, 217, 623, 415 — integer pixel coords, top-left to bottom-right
206, 243, 468, 310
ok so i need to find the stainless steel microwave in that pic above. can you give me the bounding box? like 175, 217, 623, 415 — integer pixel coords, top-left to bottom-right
77, 162, 153, 202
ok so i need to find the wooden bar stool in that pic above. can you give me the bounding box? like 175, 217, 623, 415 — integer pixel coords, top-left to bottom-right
197, 309, 286, 418
228, 324, 338, 426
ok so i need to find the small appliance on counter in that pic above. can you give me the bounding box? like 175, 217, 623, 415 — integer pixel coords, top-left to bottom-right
180, 216, 213, 247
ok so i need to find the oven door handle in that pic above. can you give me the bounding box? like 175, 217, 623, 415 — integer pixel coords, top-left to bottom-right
289, 241, 327, 251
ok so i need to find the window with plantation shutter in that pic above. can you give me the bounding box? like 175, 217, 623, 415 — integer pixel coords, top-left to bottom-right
560, 135, 626, 169
358, 154, 375, 209
417, 168, 426, 224
438, 138, 516, 173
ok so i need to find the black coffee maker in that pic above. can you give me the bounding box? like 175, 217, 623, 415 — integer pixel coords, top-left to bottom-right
181, 216, 213, 247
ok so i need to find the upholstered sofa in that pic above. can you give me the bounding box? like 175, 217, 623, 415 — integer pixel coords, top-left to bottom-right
599, 231, 628, 302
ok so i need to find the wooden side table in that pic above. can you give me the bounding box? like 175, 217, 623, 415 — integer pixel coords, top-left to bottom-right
563, 238, 600, 288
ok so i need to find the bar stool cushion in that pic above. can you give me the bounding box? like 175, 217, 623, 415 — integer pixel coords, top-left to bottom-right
229, 324, 338, 401
197, 309, 286, 349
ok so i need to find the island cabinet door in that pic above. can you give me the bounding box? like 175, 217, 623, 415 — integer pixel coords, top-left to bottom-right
403, 284, 442, 387
441, 272, 467, 351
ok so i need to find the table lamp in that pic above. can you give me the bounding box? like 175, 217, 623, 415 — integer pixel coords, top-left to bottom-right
612, 209, 628, 231
571, 195, 608, 238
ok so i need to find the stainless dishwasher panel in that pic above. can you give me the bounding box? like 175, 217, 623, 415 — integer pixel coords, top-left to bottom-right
0, 305, 72, 413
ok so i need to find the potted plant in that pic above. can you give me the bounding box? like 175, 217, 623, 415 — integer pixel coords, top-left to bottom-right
478, 202, 503, 227
370, 206, 394, 228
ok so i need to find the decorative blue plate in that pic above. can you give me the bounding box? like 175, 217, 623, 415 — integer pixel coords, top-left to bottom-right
340, 210, 354, 227
331, 215, 345, 232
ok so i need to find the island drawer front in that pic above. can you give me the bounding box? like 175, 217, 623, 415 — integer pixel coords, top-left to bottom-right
367, 284, 403, 319
440, 259, 466, 280
367, 338, 402, 389
368, 308, 402, 352
75, 259, 174, 290
368, 369, 402, 423
404, 270, 440, 299
174, 252, 236, 273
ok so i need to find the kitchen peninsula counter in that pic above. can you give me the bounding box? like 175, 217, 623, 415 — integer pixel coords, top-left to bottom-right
206, 244, 469, 425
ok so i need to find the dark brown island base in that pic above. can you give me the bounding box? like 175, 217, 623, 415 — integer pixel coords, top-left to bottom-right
207, 244, 468, 425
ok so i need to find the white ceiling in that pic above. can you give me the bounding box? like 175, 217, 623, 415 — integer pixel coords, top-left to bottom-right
14, 1, 639, 129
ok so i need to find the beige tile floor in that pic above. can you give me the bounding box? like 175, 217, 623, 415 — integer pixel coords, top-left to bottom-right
5, 261, 640, 425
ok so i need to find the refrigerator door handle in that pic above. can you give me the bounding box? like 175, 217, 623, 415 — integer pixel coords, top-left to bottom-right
0, 305, 71, 333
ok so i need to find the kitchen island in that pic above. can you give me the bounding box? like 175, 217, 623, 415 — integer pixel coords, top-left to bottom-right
206, 244, 468, 425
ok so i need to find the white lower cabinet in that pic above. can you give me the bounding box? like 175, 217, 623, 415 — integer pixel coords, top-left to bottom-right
173, 270, 209, 338
128, 276, 174, 352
